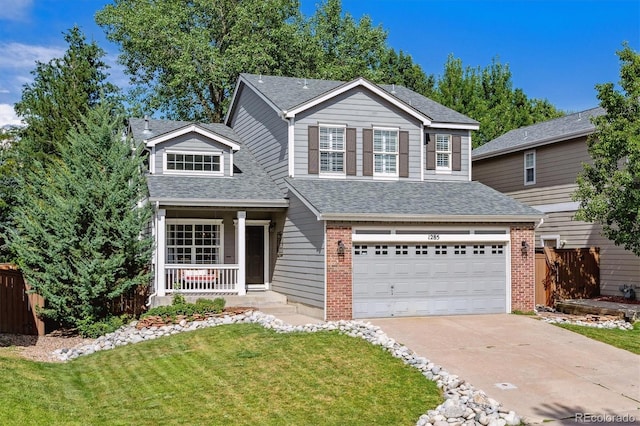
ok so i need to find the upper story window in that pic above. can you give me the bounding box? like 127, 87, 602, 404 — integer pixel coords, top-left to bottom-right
165, 151, 223, 175
524, 150, 536, 185
436, 134, 451, 170
373, 128, 398, 176
319, 126, 345, 174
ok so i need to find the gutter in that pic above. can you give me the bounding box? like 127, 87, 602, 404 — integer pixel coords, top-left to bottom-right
149, 198, 289, 208
319, 213, 544, 223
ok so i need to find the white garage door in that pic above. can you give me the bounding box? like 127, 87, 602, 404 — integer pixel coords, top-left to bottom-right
353, 242, 507, 318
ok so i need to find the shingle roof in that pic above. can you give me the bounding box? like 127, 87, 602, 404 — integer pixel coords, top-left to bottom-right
237, 73, 479, 126
472, 107, 604, 159
128, 118, 286, 207
285, 178, 541, 221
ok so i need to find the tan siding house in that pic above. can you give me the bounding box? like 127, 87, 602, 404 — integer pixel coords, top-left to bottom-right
472, 107, 640, 296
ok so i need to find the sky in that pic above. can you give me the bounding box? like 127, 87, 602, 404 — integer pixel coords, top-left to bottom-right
0, 0, 638, 127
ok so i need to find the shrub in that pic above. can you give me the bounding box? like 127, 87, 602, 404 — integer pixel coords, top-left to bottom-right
142, 297, 226, 321
78, 315, 131, 338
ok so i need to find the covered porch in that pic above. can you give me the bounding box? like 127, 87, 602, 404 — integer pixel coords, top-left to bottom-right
153, 208, 285, 298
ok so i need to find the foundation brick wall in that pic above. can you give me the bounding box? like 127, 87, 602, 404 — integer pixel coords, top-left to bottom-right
325, 223, 353, 320
510, 225, 536, 312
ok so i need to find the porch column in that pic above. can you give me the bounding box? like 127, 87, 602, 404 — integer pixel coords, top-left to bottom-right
156, 209, 166, 297
237, 211, 247, 295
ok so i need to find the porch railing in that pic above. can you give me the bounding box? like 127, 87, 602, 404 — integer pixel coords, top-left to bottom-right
165, 264, 239, 293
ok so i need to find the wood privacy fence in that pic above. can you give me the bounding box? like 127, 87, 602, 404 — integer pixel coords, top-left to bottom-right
0, 264, 46, 335
1, 264, 149, 336
535, 247, 600, 306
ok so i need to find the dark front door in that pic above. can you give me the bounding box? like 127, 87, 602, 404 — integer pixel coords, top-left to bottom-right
246, 226, 264, 285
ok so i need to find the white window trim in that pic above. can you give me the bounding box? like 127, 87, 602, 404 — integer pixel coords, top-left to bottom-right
435, 134, 452, 172
373, 127, 399, 178
540, 234, 561, 248
163, 150, 224, 176
524, 150, 536, 185
165, 219, 224, 264
319, 124, 346, 175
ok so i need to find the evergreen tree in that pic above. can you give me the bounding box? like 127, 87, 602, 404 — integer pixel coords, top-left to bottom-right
13, 26, 119, 160
574, 44, 640, 255
8, 103, 153, 328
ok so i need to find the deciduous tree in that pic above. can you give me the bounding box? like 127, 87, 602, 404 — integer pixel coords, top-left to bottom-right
574, 43, 640, 255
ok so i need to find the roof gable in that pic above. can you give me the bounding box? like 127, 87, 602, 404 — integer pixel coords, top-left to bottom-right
473, 107, 604, 160
226, 73, 479, 129
144, 123, 241, 150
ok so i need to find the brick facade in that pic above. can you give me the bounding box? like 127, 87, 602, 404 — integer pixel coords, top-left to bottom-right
510, 225, 536, 312
324, 222, 537, 320
325, 223, 353, 320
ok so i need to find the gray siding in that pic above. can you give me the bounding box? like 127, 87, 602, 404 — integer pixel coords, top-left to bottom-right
153, 134, 232, 177
229, 85, 289, 191
507, 183, 578, 206
424, 131, 472, 182
473, 137, 592, 192
293, 88, 425, 180
271, 192, 325, 309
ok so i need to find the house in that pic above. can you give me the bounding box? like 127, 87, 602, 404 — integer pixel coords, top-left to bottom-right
472, 107, 640, 298
129, 74, 543, 320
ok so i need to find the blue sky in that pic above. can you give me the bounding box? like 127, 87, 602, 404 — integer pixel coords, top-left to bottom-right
1, 0, 638, 126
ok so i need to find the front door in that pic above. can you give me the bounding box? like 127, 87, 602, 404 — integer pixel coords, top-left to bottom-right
246, 225, 265, 286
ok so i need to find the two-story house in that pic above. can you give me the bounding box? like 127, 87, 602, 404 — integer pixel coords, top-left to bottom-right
131, 74, 542, 321
472, 107, 640, 298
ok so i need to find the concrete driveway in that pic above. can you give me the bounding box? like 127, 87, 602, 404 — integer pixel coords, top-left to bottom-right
369, 314, 639, 424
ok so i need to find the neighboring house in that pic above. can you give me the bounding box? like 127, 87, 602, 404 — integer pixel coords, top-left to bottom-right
130, 74, 542, 321
472, 107, 640, 297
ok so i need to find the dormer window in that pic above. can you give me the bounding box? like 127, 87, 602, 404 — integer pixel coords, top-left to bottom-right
164, 150, 223, 175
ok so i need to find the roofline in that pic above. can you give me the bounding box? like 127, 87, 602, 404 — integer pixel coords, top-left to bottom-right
150, 198, 289, 208
225, 75, 284, 125
145, 123, 241, 150
282, 77, 432, 126
473, 128, 594, 160
318, 213, 543, 223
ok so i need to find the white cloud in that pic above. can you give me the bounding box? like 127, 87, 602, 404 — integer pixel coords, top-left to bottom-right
0, 104, 23, 127
0, 42, 64, 70
0, 0, 32, 22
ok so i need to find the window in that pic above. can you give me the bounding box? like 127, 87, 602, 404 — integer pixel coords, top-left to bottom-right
354, 245, 368, 255
375, 245, 389, 255
319, 126, 345, 173
435, 245, 447, 255
454, 245, 466, 255
436, 134, 451, 170
395, 245, 408, 255
415, 245, 428, 255
165, 151, 222, 175
524, 151, 536, 185
166, 221, 222, 264
373, 129, 398, 176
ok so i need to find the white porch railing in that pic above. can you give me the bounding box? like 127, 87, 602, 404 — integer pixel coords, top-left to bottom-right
165, 264, 239, 293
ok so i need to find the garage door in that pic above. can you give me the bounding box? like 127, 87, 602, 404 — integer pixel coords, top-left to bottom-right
353, 243, 507, 318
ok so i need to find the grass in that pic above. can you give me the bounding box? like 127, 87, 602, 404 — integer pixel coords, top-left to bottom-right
556, 322, 640, 354
0, 324, 442, 425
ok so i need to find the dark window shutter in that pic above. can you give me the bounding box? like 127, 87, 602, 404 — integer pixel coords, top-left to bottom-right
308, 126, 319, 174
346, 127, 357, 176
363, 128, 373, 176
399, 131, 409, 178
452, 135, 462, 171
426, 133, 435, 170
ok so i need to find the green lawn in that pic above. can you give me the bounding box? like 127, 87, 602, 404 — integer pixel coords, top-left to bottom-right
0, 324, 442, 425
556, 322, 640, 354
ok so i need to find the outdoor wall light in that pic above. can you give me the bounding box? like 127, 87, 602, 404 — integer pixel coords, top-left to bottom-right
337, 240, 345, 255
521, 241, 530, 255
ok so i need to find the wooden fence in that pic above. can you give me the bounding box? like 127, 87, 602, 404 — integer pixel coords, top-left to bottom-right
0, 264, 46, 335
535, 247, 600, 306
1, 264, 150, 336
